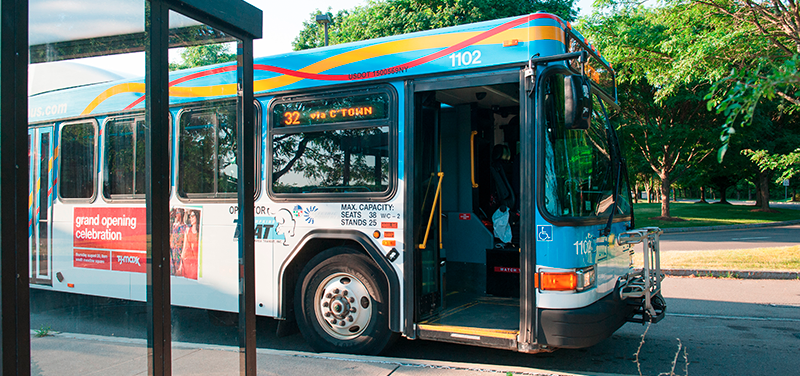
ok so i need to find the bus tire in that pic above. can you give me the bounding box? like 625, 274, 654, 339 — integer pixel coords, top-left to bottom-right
295, 247, 397, 355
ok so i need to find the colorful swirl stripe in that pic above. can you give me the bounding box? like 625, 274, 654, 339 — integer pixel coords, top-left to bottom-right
82, 14, 564, 116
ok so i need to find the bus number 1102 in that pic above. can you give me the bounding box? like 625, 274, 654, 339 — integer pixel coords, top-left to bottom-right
449, 50, 482, 67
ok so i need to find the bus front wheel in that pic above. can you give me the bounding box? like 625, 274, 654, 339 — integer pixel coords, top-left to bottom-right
295, 247, 396, 355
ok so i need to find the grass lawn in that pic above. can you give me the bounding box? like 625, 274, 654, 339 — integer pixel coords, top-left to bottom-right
633, 202, 800, 229
634, 245, 800, 271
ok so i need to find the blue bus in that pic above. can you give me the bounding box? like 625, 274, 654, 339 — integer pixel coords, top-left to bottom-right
28, 12, 664, 355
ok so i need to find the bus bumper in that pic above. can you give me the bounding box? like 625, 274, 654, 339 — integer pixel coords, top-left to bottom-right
538, 288, 637, 349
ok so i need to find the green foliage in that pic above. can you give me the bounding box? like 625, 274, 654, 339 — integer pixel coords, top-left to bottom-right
581, 1, 751, 98
292, 0, 578, 50
169, 44, 236, 71
693, 0, 800, 158
706, 55, 800, 159
743, 148, 800, 183
34, 325, 53, 338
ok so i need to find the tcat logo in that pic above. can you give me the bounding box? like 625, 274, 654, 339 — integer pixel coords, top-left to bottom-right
233, 211, 292, 245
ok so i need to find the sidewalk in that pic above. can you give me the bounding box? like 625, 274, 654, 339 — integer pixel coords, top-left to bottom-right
31, 332, 614, 376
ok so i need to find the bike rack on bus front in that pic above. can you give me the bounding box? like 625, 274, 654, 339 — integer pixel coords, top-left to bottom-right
617, 227, 666, 323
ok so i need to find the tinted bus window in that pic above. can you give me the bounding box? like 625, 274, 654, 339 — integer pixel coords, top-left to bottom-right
59, 121, 97, 199
104, 116, 146, 198
178, 102, 237, 198
272, 127, 390, 193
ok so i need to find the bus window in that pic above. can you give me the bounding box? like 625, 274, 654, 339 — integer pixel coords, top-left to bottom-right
270, 89, 394, 197
59, 121, 97, 200
103, 116, 146, 199
543, 73, 628, 219
178, 102, 237, 199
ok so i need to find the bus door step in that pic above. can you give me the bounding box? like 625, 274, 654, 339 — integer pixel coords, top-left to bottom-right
416, 324, 518, 350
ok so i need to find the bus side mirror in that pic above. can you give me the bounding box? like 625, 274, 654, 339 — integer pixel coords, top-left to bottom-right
564, 75, 592, 130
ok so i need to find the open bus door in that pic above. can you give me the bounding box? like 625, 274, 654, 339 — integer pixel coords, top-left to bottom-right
29, 126, 55, 286
409, 69, 536, 351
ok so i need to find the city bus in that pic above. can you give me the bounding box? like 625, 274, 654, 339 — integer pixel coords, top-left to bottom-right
27, 12, 665, 355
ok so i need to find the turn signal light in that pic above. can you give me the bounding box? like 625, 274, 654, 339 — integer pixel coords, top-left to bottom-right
536, 266, 595, 292
539, 272, 577, 291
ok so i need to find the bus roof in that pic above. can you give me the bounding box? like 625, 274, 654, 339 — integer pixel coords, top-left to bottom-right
29, 12, 611, 123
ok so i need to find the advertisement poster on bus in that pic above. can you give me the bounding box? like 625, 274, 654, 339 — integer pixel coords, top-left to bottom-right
169, 207, 203, 280
73, 207, 146, 273
72, 206, 204, 279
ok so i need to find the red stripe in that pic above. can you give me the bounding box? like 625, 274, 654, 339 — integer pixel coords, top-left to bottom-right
254, 64, 350, 81
169, 65, 237, 86
123, 96, 145, 111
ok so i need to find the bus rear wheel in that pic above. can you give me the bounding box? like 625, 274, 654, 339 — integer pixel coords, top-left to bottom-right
295, 247, 396, 355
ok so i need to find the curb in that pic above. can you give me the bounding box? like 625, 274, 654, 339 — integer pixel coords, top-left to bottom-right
664, 269, 799, 280
660, 219, 800, 233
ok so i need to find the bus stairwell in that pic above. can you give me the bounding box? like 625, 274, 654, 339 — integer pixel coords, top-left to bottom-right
618, 227, 666, 323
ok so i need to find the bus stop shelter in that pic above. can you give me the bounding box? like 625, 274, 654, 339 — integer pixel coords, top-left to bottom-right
1, 1, 262, 375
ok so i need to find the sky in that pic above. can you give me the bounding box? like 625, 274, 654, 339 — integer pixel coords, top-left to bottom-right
74, 0, 595, 77
245, 0, 595, 56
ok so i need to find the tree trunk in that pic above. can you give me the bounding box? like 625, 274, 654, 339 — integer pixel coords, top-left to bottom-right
699, 186, 708, 203
756, 170, 771, 210
659, 173, 671, 218
718, 185, 730, 204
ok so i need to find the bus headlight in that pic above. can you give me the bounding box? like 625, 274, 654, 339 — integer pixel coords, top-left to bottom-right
575, 266, 596, 291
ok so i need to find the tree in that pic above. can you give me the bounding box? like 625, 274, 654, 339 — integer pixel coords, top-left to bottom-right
701, 0, 799, 129
292, 0, 578, 50
169, 43, 236, 71
697, 1, 800, 186
582, 5, 719, 218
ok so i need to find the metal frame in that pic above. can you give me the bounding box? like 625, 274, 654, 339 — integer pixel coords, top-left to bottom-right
1, 0, 31, 374
518, 67, 538, 351
146, 1, 261, 375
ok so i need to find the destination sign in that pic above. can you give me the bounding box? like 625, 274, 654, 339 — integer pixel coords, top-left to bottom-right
273, 93, 389, 127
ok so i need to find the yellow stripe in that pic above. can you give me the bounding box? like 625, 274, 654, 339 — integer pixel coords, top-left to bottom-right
169, 84, 237, 98
417, 324, 518, 340
81, 82, 146, 115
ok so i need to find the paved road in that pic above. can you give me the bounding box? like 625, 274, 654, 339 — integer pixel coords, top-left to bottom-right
30, 277, 800, 376
661, 224, 800, 251
381, 277, 800, 376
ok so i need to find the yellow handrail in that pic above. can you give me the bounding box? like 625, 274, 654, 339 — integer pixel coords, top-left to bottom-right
418, 172, 444, 250
470, 131, 478, 188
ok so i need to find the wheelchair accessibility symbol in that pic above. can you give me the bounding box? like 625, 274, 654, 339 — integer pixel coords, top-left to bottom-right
537, 225, 553, 242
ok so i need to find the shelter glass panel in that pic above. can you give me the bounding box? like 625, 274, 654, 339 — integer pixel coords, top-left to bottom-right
29, 2, 148, 374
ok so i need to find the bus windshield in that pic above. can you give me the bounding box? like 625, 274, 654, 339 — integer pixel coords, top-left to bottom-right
542, 72, 631, 220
